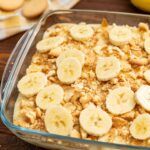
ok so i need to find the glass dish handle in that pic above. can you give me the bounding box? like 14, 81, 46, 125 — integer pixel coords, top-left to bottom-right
0, 30, 32, 108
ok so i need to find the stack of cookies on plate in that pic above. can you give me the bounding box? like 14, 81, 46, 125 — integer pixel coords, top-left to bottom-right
0, 0, 48, 18
0, 0, 79, 40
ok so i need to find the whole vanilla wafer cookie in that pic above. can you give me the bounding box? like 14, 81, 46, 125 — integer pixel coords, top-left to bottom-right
22, 0, 48, 18
0, 0, 24, 11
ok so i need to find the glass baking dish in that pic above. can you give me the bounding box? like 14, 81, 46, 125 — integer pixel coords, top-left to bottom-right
0, 9, 150, 150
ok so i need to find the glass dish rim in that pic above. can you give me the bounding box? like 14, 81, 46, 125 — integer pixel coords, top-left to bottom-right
1, 9, 150, 150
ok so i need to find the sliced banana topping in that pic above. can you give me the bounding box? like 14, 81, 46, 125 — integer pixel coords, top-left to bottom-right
57, 57, 82, 84
135, 85, 150, 111
79, 105, 112, 136
36, 36, 65, 53
14, 22, 150, 145
36, 84, 64, 110
130, 114, 150, 140
17, 72, 47, 97
69, 24, 94, 41
144, 38, 150, 54
56, 49, 85, 67
109, 26, 132, 46
106, 87, 136, 115
44, 105, 73, 136
96, 56, 121, 81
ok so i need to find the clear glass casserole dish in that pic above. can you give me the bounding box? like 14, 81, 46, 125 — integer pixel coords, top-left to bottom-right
0, 9, 150, 150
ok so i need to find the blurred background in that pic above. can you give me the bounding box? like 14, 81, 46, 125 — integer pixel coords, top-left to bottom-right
0, 0, 149, 149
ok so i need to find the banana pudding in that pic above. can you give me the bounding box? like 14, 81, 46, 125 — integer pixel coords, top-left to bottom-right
13, 20, 150, 147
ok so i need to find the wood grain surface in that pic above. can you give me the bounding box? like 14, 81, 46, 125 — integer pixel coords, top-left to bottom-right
0, 0, 148, 149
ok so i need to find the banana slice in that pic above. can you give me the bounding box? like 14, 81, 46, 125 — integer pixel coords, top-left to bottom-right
13, 94, 35, 126
44, 105, 73, 136
69, 24, 94, 41
57, 57, 82, 84
144, 38, 150, 54
130, 114, 150, 140
17, 72, 47, 97
79, 106, 112, 136
135, 85, 150, 111
109, 26, 132, 46
36, 36, 65, 53
96, 56, 121, 81
56, 49, 85, 67
144, 70, 150, 84
13, 94, 26, 122
106, 87, 136, 115
36, 84, 64, 110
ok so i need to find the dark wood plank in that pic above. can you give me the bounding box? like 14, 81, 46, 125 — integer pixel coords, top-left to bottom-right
75, 0, 139, 12
0, 32, 23, 79
0, 0, 148, 149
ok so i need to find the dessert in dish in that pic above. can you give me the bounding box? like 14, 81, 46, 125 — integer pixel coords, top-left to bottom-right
13, 20, 150, 147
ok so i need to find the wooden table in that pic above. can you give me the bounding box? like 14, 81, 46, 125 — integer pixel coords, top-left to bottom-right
0, 0, 148, 149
